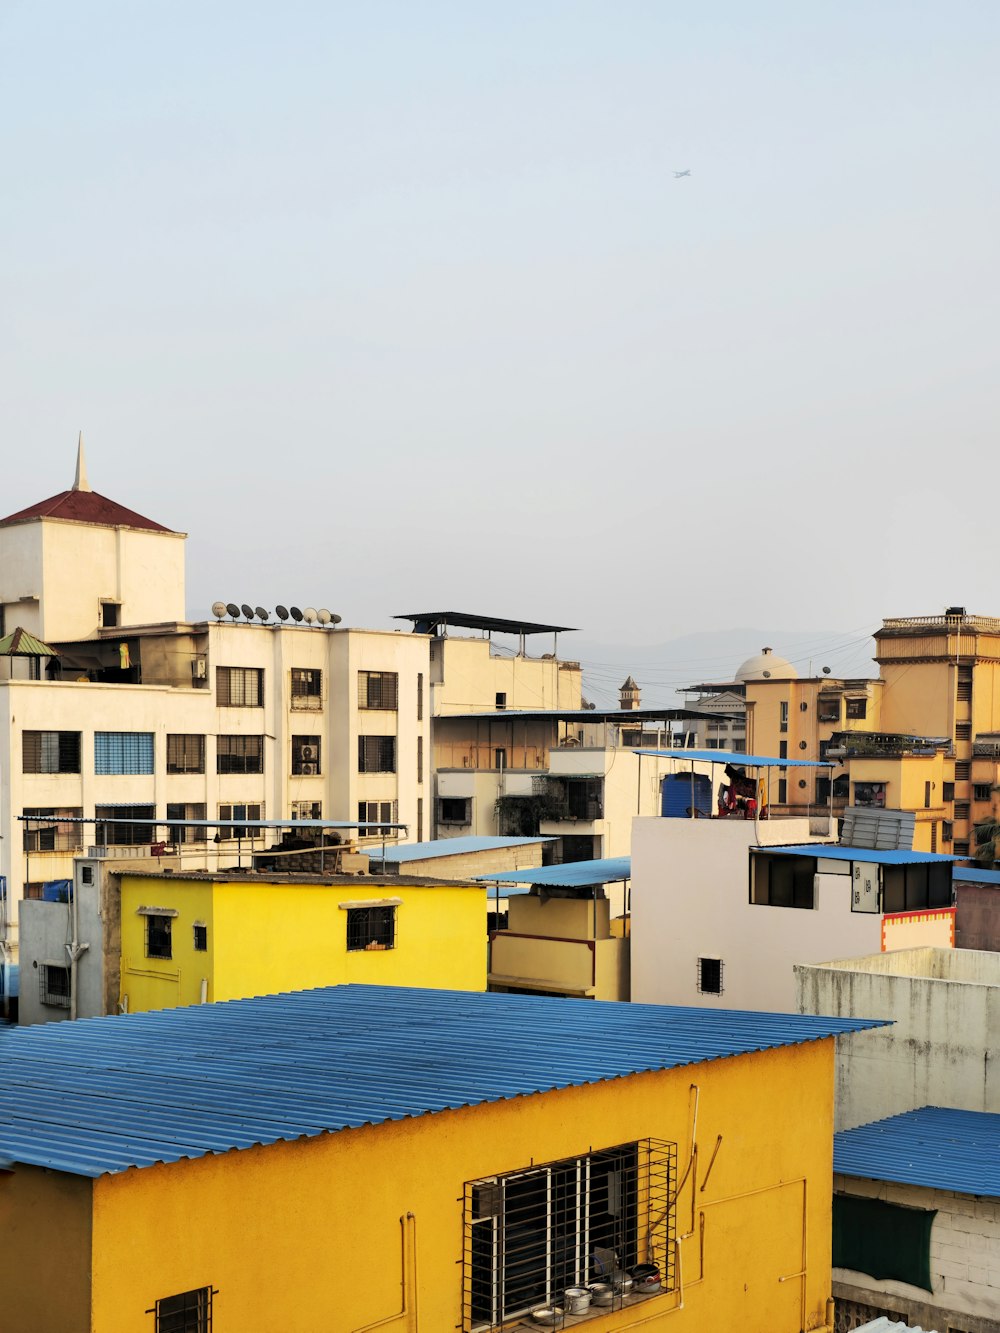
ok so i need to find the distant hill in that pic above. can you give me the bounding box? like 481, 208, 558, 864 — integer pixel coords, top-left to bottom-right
570, 626, 879, 710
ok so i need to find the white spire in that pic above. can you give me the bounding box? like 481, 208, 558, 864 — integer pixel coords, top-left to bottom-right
73, 431, 92, 492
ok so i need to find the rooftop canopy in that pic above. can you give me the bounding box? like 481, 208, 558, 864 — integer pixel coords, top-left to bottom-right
374, 835, 553, 864
0, 627, 57, 657
439, 707, 737, 724
834, 1106, 1000, 1199
754, 844, 956, 866
395, 611, 575, 636
475, 855, 632, 887
0, 984, 884, 1178
635, 747, 834, 769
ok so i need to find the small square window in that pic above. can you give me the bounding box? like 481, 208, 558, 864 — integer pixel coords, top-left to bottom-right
146, 915, 172, 960
347, 906, 396, 951
39, 963, 71, 1008
151, 1285, 213, 1332
698, 957, 723, 995
193, 924, 208, 952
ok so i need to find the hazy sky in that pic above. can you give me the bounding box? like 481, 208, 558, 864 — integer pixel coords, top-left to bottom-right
2, 2, 997, 654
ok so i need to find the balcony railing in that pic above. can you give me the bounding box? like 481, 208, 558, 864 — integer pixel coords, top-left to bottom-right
882, 614, 1000, 633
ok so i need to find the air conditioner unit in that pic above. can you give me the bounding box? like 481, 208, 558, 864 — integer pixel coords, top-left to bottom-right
300, 745, 316, 760
191, 657, 207, 680
299, 762, 317, 776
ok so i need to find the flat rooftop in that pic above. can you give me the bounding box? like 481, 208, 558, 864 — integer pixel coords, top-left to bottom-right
804, 947, 1000, 985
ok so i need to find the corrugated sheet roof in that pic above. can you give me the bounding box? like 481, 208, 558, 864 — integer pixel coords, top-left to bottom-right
474, 856, 631, 886
377, 836, 551, 863
0, 986, 883, 1178
757, 844, 956, 866
954, 866, 1000, 885
835, 1106, 1000, 1198
635, 748, 834, 768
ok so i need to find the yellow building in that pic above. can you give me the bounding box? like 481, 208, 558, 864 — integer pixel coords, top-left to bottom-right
118, 869, 487, 1011
0, 984, 883, 1332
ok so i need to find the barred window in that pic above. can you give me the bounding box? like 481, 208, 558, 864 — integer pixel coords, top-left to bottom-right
150, 1285, 214, 1332
95, 804, 155, 846
358, 800, 397, 834
463, 1139, 676, 1330
145, 915, 172, 960
39, 963, 71, 1009
290, 667, 322, 710
216, 666, 264, 707
417, 735, 423, 784
346, 906, 396, 951
358, 671, 398, 710
845, 697, 868, 720
22, 808, 84, 853
291, 735, 321, 775
217, 802, 263, 840
193, 924, 208, 952
697, 957, 723, 994
291, 800, 322, 820
22, 730, 81, 774
216, 735, 264, 775
95, 732, 154, 775
167, 734, 205, 774
417, 672, 424, 720
358, 735, 396, 773
166, 803, 208, 844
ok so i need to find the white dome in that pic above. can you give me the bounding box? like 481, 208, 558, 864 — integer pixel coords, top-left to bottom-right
736, 646, 798, 682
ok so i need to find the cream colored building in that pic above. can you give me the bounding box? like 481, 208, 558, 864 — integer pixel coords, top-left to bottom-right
0, 446, 433, 959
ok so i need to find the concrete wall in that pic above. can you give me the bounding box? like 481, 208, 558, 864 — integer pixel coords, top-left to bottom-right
630, 817, 881, 1013
379, 840, 547, 882
956, 883, 1000, 951
834, 1172, 1000, 1332
0, 1163, 92, 1333
431, 635, 581, 715
796, 948, 1000, 1130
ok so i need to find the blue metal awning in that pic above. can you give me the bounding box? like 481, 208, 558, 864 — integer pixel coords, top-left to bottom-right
835, 1106, 1000, 1198
475, 856, 631, 887
635, 748, 834, 769
753, 844, 956, 866
953, 867, 1000, 885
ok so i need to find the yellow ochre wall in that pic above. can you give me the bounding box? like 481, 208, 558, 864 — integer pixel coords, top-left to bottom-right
118, 874, 487, 1011
87, 1038, 837, 1333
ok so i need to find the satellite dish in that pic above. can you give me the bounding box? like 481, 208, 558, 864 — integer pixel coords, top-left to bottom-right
822, 666, 832, 675
331, 613, 342, 624
211, 601, 227, 620
255, 606, 269, 622
303, 607, 317, 624
317, 608, 331, 625
290, 606, 303, 623
762, 669, 771, 678
226, 603, 240, 620
241, 603, 254, 621
275, 605, 289, 621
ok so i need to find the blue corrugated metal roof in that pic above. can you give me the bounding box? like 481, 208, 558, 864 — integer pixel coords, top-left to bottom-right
474, 856, 631, 886
835, 1106, 1000, 1198
635, 748, 834, 768
0, 986, 884, 1178
953, 867, 1000, 885
378, 836, 552, 863
756, 844, 956, 866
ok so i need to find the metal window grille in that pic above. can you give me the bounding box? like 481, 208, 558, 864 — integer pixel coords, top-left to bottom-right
217, 803, 264, 840
974, 784, 992, 801
417, 796, 423, 842
39, 964, 71, 1008
697, 957, 723, 994
167, 734, 206, 774
357, 800, 397, 834
290, 667, 323, 710
358, 735, 396, 773
145, 915, 172, 960
417, 673, 424, 720
462, 1138, 676, 1331
22, 808, 85, 852
166, 803, 208, 844
291, 800, 322, 820
439, 798, 472, 825
291, 735, 321, 775
94, 732, 155, 775
417, 736, 423, 784
22, 730, 81, 774
216, 666, 264, 707
95, 804, 155, 846
216, 735, 264, 775
193, 924, 208, 951
845, 698, 868, 720
346, 906, 396, 951
358, 671, 398, 710
150, 1286, 214, 1332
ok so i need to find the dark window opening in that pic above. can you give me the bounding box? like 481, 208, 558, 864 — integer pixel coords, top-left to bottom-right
291, 735, 321, 775
193, 925, 208, 952
753, 854, 816, 910
95, 804, 155, 846
216, 735, 264, 775
358, 735, 396, 773
167, 734, 205, 774
881, 863, 952, 913
101, 602, 120, 628
846, 697, 868, 720
145, 915, 172, 960
150, 1286, 214, 1332
358, 671, 398, 710
22, 730, 81, 774
496, 692, 507, 710
697, 957, 723, 994
439, 797, 472, 825
40, 964, 71, 1008
346, 906, 396, 951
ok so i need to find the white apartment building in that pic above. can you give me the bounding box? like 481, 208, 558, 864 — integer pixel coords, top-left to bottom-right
0, 445, 431, 956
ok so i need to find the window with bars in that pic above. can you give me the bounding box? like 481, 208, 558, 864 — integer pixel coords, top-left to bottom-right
974, 784, 993, 801
291, 735, 321, 775
463, 1139, 676, 1331
149, 1286, 214, 1332
290, 667, 322, 710
216, 666, 264, 707
779, 702, 789, 733
216, 735, 264, 775
95, 804, 155, 846
358, 671, 398, 710
697, 957, 723, 994
95, 732, 155, 775
817, 696, 841, 723
165, 803, 208, 843
358, 735, 396, 773
358, 800, 397, 834
346, 905, 396, 951
193, 924, 208, 952
167, 734, 205, 774
846, 697, 868, 720
22, 808, 84, 852
39, 963, 71, 1008
145, 915, 172, 959
22, 730, 81, 774
417, 672, 424, 720
217, 803, 264, 840
291, 800, 322, 820
417, 735, 423, 784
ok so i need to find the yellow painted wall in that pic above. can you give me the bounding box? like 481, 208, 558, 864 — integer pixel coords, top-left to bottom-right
118, 874, 487, 1011
0, 1164, 93, 1333
86, 1038, 837, 1333
879, 661, 955, 737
